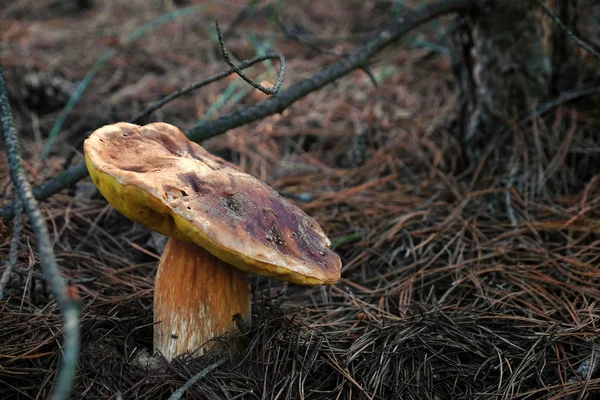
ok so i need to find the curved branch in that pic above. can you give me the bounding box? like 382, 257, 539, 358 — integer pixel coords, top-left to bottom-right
0, 0, 476, 220
0, 70, 80, 400
131, 52, 285, 124
215, 20, 286, 95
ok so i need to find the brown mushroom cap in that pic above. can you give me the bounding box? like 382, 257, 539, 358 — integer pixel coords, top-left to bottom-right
84, 122, 341, 285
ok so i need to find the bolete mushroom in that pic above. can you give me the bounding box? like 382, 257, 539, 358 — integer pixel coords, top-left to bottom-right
84, 122, 341, 361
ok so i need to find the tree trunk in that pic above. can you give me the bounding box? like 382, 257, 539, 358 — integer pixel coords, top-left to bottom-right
454, 0, 576, 163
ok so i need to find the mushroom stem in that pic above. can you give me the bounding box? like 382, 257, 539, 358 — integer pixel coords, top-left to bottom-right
153, 238, 251, 361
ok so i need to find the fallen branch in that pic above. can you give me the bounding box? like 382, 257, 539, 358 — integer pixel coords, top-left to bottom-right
0, 0, 476, 220
0, 69, 80, 400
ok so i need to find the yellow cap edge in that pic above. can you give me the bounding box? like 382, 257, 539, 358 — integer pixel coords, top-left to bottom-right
85, 153, 336, 286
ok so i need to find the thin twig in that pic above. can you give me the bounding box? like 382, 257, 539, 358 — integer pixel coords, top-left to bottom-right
130, 52, 285, 124
168, 358, 226, 400
536, 0, 600, 61
0, 200, 22, 301
215, 20, 285, 95
361, 66, 379, 87
531, 86, 600, 121
479, 85, 600, 172
0, 0, 477, 220
0, 69, 80, 400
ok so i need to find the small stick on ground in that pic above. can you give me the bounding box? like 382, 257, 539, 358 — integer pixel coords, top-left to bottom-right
168, 358, 226, 400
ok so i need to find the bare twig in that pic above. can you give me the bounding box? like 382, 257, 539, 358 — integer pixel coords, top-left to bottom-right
493, 86, 600, 139
168, 358, 226, 400
531, 86, 600, 120
361, 66, 379, 87
0, 200, 22, 301
0, 0, 477, 220
536, 0, 600, 61
131, 52, 285, 124
215, 20, 285, 95
0, 69, 80, 400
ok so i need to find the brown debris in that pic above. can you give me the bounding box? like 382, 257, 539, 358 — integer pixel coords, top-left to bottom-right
1, 1, 600, 399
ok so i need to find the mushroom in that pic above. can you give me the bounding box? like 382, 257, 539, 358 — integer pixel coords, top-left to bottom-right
83, 122, 341, 361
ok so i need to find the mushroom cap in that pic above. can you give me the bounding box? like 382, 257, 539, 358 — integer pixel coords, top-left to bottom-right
84, 122, 341, 285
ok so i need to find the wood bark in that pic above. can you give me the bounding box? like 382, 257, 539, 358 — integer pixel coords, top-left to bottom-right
454, 0, 576, 162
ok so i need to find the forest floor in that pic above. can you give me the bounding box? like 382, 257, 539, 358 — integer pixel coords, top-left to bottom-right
1, 0, 600, 399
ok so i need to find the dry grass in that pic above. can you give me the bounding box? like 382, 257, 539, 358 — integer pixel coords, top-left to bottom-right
1, 0, 600, 399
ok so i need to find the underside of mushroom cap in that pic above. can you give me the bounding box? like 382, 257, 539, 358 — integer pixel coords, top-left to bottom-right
84, 122, 341, 285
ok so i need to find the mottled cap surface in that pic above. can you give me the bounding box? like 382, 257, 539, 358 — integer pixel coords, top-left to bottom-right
84, 122, 341, 285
